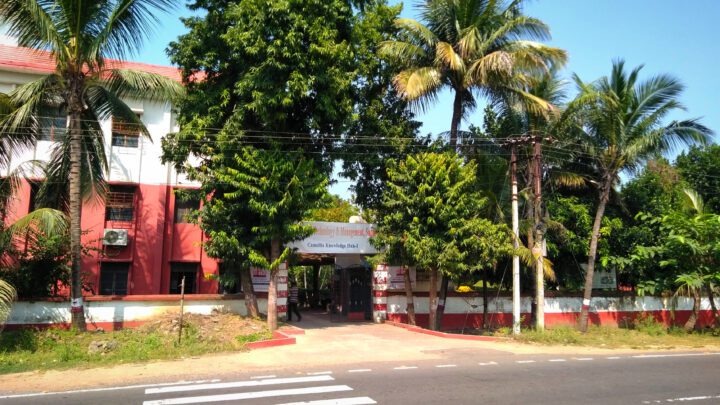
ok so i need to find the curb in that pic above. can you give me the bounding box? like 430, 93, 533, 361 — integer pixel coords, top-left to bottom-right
386, 321, 503, 342
245, 330, 297, 349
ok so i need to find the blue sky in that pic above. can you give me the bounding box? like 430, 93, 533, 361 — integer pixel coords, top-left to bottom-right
134, 0, 719, 197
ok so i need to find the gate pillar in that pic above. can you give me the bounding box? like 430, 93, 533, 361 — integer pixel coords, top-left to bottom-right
372, 263, 389, 322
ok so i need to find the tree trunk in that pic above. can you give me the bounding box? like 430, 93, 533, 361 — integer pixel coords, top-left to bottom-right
428, 267, 438, 331
578, 181, 611, 333
68, 78, 86, 331
449, 91, 463, 148
267, 238, 281, 332
241, 266, 258, 318
707, 284, 720, 327
436, 275, 448, 330
482, 269, 489, 331
684, 289, 701, 332
403, 266, 416, 326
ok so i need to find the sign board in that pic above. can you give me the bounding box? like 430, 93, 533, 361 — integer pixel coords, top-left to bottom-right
249, 262, 287, 292
288, 221, 379, 255
388, 266, 416, 289
581, 264, 617, 290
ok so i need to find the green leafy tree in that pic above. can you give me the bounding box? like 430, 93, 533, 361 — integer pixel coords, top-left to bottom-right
379, 0, 566, 146
634, 189, 720, 330
0, 0, 184, 330
306, 195, 360, 223
0, 208, 68, 329
376, 152, 484, 330
676, 145, 720, 213
190, 147, 328, 331
569, 60, 713, 332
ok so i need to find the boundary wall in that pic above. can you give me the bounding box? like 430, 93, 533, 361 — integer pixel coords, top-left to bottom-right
383, 293, 717, 330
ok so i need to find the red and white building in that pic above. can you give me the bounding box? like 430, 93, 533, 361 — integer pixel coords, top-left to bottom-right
0, 34, 220, 297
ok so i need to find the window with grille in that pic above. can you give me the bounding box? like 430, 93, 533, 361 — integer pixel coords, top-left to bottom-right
173, 194, 200, 223
105, 185, 136, 222
111, 114, 141, 148
100, 262, 129, 295
170, 262, 198, 294
38, 108, 67, 142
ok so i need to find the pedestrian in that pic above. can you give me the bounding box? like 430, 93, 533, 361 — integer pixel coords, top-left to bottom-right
288, 281, 302, 322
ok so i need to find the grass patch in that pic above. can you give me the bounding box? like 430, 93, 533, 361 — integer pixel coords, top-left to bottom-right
0, 313, 269, 375
496, 324, 720, 349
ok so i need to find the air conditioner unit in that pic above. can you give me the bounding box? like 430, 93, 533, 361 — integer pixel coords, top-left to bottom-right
103, 229, 129, 246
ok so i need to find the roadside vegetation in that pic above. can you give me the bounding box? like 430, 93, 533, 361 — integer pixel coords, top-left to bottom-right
0, 313, 270, 374
498, 320, 720, 350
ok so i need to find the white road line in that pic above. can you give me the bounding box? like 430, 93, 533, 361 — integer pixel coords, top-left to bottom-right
632, 352, 720, 359
479, 361, 498, 366
143, 385, 353, 405
435, 364, 457, 368
606, 357, 621, 360
0, 379, 222, 400
145, 375, 334, 395
643, 394, 720, 403
575, 358, 594, 361
393, 366, 418, 370
278, 397, 377, 405
516, 360, 535, 364
307, 371, 333, 375
548, 359, 566, 362
347, 369, 372, 373
251, 375, 276, 379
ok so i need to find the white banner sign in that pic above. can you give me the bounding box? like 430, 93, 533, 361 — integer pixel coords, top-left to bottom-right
288, 221, 379, 254
388, 266, 416, 289
251, 267, 270, 292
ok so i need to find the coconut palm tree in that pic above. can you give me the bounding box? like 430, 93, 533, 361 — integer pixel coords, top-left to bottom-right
0, 0, 184, 330
379, 0, 567, 147
570, 60, 713, 332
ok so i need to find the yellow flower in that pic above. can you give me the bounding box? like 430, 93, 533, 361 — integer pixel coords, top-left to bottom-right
456, 285, 473, 293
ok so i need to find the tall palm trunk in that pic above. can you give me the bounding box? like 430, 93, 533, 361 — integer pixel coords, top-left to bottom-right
578, 178, 612, 332
403, 266, 416, 326
437, 90, 463, 329
68, 75, 86, 331
482, 268, 489, 330
267, 238, 281, 332
684, 289, 701, 331
449, 90, 462, 148
706, 284, 720, 327
428, 267, 438, 330
242, 266, 259, 318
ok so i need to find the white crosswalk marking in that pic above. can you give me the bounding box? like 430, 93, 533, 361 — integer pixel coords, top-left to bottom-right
145, 375, 334, 395
143, 375, 377, 405
143, 385, 353, 405
278, 397, 377, 405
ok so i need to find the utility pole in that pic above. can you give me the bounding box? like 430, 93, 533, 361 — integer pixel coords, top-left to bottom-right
532, 135, 551, 331
510, 143, 521, 335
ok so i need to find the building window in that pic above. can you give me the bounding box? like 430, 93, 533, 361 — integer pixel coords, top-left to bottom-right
170, 263, 198, 294
38, 108, 67, 142
105, 185, 136, 222
111, 114, 141, 148
173, 194, 200, 223
100, 262, 129, 295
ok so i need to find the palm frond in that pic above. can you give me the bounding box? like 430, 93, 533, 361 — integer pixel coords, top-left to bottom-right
435, 41, 464, 72
0, 278, 16, 328
8, 207, 68, 238
92, 0, 176, 61
393, 67, 443, 105
101, 69, 185, 102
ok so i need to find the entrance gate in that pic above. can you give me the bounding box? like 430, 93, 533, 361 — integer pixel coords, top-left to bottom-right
331, 265, 372, 322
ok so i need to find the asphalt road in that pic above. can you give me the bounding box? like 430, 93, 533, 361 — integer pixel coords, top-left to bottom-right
2, 351, 719, 405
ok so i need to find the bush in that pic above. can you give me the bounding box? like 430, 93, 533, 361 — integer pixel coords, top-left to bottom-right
632, 313, 667, 336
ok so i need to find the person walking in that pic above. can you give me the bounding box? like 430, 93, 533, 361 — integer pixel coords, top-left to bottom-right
288, 281, 302, 322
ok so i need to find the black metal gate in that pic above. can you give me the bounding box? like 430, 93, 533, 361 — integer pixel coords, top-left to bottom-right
330, 265, 371, 322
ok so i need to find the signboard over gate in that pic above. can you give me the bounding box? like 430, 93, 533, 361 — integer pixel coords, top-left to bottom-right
288, 221, 379, 255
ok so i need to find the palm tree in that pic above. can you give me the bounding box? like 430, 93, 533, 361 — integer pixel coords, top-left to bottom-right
570, 60, 713, 332
379, 0, 566, 147
0, 0, 184, 330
